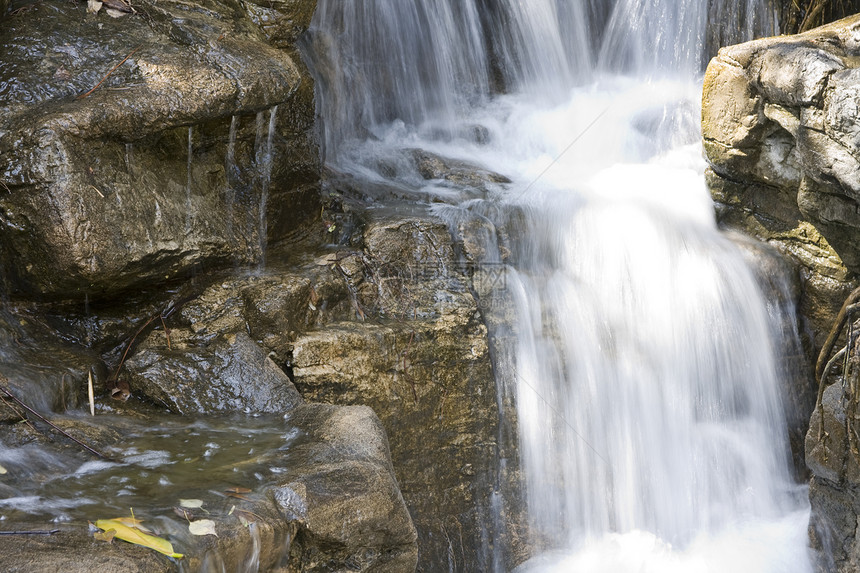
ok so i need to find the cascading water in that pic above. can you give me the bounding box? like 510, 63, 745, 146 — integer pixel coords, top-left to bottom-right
304, 0, 809, 570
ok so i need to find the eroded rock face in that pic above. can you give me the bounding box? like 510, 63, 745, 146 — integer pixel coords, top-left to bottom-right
0, 0, 320, 298
702, 17, 860, 351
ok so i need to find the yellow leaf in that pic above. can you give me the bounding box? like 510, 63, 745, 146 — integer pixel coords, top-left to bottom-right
95, 519, 183, 559
113, 516, 153, 534
94, 528, 116, 543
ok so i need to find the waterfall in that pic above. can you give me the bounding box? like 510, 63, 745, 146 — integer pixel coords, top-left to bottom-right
304, 0, 808, 571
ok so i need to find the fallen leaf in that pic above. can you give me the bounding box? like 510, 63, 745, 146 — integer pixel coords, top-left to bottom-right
233, 509, 260, 526
94, 528, 116, 543
110, 379, 130, 401
95, 519, 183, 558
188, 519, 218, 537
179, 499, 204, 509
86, 0, 102, 13
225, 486, 251, 496
0, 464, 7, 475
102, 0, 135, 12
113, 516, 153, 534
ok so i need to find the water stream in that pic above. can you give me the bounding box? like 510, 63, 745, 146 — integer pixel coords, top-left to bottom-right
305, 0, 810, 570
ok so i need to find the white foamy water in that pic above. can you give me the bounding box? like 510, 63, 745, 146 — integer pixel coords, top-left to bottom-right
305, 0, 808, 570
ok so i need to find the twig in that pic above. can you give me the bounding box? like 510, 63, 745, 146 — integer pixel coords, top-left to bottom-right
78, 45, 143, 100
111, 314, 157, 383
0, 381, 113, 461
159, 316, 172, 350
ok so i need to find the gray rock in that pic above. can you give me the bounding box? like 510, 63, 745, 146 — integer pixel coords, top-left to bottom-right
703, 15, 860, 278
290, 214, 528, 570
0, 530, 174, 573
124, 330, 302, 415
276, 404, 418, 572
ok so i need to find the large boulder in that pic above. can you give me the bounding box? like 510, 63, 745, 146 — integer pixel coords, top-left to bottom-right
0, 0, 320, 299
702, 16, 860, 348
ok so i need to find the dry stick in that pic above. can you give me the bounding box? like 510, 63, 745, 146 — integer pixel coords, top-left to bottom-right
799, 0, 826, 32
77, 45, 143, 100
0, 384, 112, 460
159, 316, 172, 350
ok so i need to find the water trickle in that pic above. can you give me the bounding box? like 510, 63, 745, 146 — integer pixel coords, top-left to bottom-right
258, 106, 278, 270
124, 142, 133, 175
225, 115, 239, 248
185, 126, 194, 234
305, 0, 810, 570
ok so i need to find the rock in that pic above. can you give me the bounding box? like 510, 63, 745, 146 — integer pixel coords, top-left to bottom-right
0, 0, 320, 299
808, 475, 860, 573
116, 208, 522, 570
703, 15, 860, 280
243, 0, 317, 49
0, 529, 174, 573
276, 404, 418, 572
124, 330, 302, 415
409, 149, 511, 189
290, 214, 524, 571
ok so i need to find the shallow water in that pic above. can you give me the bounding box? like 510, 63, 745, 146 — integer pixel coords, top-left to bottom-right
0, 412, 303, 528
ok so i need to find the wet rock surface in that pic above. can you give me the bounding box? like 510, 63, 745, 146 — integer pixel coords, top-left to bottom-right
0, 0, 320, 298
0, 193, 511, 571
106, 205, 512, 570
